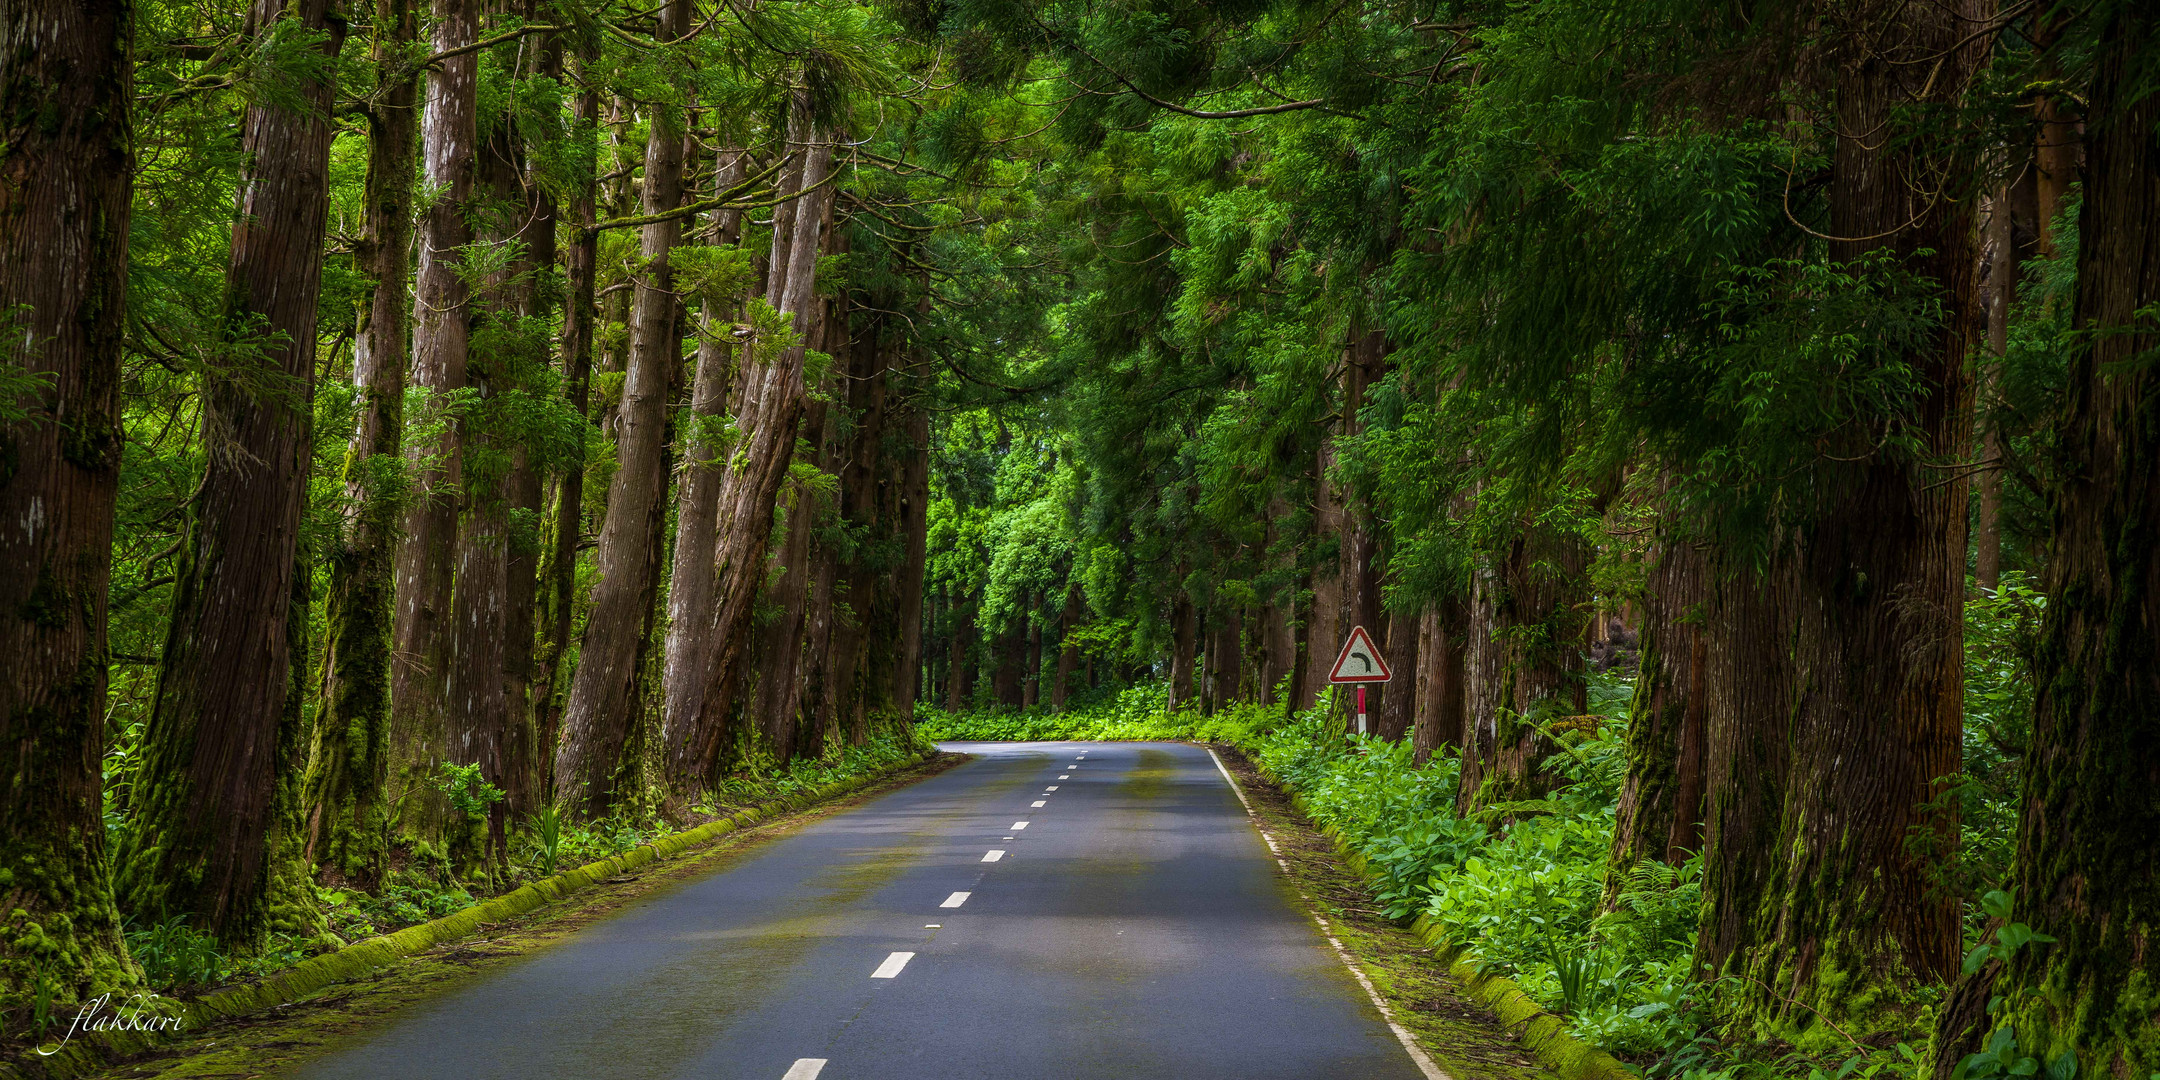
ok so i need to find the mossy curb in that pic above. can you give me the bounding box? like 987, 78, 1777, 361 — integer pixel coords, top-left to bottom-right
6, 753, 931, 1080
1237, 752, 1633, 1080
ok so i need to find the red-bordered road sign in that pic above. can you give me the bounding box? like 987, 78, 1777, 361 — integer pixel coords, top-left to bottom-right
1327, 625, 1392, 683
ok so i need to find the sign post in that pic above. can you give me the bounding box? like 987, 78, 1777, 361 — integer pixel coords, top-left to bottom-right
1326, 626, 1392, 736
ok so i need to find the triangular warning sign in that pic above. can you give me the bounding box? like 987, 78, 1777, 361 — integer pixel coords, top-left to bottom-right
1327, 625, 1392, 683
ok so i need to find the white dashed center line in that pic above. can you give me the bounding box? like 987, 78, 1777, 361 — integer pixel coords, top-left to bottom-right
983, 850, 1004, 862
782, 1059, 827, 1080
941, 891, 971, 908
1031, 800, 1047, 807
871, 952, 914, 978
1059, 774, 1070, 779
925, 923, 941, 928
1045, 786, 1058, 791
1011, 821, 1029, 830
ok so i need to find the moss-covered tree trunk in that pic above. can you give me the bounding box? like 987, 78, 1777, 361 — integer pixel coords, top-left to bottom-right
532, 67, 602, 799
118, 0, 345, 947
1705, 0, 1977, 1046
1456, 526, 1589, 817
1604, 533, 1707, 906
1695, 564, 1794, 980
553, 0, 691, 817
666, 95, 834, 793
0, 0, 138, 1008
391, 0, 479, 844
309, 0, 415, 887
1949, 10, 2159, 1072
1052, 585, 1084, 712
659, 151, 747, 779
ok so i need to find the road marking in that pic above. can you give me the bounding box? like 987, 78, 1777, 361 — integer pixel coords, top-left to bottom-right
925, 923, 941, 928
1205, 747, 1452, 1080
983, 850, 1004, 862
1031, 799, 1047, 807
782, 1059, 827, 1080
1059, 774, 1070, 779
1045, 786, 1058, 791
941, 891, 970, 908
1011, 821, 1029, 829
871, 952, 914, 978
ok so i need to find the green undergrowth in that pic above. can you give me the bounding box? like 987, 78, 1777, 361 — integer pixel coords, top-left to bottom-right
102, 725, 935, 999
918, 588, 2037, 1080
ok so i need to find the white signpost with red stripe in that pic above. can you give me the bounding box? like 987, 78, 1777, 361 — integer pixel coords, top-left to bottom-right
1327, 625, 1392, 735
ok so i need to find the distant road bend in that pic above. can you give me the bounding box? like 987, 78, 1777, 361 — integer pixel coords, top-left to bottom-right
291, 742, 1438, 1080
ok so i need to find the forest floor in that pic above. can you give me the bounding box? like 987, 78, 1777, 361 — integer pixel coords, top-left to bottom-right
1210, 745, 1553, 1080
60, 753, 967, 1080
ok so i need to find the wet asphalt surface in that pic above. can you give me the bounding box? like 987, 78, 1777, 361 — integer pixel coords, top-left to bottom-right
288, 741, 1429, 1080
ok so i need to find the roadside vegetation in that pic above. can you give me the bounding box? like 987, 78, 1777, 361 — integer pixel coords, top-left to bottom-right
918, 576, 2050, 1080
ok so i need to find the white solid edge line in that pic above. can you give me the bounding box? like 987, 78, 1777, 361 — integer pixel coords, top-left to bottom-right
871, 951, 914, 978
1204, 746, 1453, 1080
782, 1059, 827, 1080
1031, 800, 1047, 807
1011, 821, 1028, 829
941, 891, 971, 908
983, 850, 1004, 862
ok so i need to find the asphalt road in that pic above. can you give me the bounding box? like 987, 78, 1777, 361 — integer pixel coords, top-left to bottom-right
288, 741, 1434, 1080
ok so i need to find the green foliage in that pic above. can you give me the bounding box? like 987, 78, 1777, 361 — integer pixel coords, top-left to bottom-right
432, 762, 506, 823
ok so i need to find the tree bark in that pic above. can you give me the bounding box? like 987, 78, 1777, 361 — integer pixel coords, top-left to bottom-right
118, 0, 345, 946
946, 592, 975, 711
310, 0, 415, 886
660, 150, 748, 767
554, 0, 692, 817
1456, 526, 1588, 817
1410, 599, 1467, 764
532, 61, 601, 800
1604, 533, 1709, 906
1958, 13, 2160, 1071
1709, 0, 1979, 1039
0, 0, 136, 1006
391, 0, 478, 840
1052, 585, 1084, 712
1167, 592, 1197, 709
668, 97, 835, 791
1376, 605, 1417, 741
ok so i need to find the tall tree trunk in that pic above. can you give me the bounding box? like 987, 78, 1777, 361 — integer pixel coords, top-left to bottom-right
1167, 592, 1197, 709
1206, 606, 1243, 714
533, 63, 601, 799
1411, 599, 1467, 764
1376, 605, 1417, 741
554, 0, 692, 817
668, 94, 835, 791
497, 3, 561, 832
946, 594, 975, 710
1941, 13, 2159, 1071
660, 150, 747, 766
0, 0, 136, 1005
1052, 585, 1083, 712
893, 404, 931, 719
1694, 564, 1796, 985
1023, 601, 1042, 708
1300, 453, 1344, 712
117, 0, 345, 946
1604, 533, 1709, 905
1711, 0, 1978, 1039
1456, 526, 1588, 817
993, 616, 1025, 708
391, 0, 479, 841
309, 0, 415, 886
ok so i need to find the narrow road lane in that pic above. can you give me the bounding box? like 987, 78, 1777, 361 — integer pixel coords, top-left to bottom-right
290, 742, 1432, 1080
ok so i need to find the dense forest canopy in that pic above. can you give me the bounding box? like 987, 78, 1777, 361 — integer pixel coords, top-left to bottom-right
1, 0, 2155, 1076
